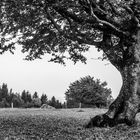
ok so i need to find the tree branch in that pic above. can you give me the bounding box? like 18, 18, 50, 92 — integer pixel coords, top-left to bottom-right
43, 6, 102, 47
46, 9, 61, 33
53, 4, 128, 38
87, 0, 128, 36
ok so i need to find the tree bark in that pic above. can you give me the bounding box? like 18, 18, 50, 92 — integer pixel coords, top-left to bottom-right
86, 30, 140, 128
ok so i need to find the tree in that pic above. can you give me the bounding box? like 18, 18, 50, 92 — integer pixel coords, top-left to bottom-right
1, 0, 140, 127
48, 96, 62, 108
21, 90, 32, 107
55, 100, 62, 108
33, 92, 38, 99
26, 92, 32, 103
12, 93, 24, 108
0, 83, 9, 101
66, 99, 79, 108
49, 96, 56, 108
62, 102, 67, 108
32, 98, 42, 108
65, 76, 112, 108
6, 89, 14, 105
41, 94, 48, 105
0, 83, 10, 107
0, 98, 10, 108
21, 90, 27, 103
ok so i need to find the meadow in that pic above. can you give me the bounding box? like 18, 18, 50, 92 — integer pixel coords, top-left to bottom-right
0, 108, 140, 140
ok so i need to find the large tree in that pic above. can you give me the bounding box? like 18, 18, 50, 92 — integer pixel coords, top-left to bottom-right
65, 76, 112, 107
1, 0, 140, 127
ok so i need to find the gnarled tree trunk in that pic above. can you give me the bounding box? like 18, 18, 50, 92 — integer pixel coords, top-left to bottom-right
86, 30, 140, 127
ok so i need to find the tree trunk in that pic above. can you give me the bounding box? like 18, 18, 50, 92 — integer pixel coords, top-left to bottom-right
86, 30, 140, 128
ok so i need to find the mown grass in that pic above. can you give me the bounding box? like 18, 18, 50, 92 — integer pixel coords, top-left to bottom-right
0, 108, 140, 140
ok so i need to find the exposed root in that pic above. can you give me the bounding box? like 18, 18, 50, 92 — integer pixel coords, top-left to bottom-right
85, 113, 136, 128
85, 114, 115, 128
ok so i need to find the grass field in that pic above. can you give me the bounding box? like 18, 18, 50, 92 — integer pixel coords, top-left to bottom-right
0, 108, 140, 140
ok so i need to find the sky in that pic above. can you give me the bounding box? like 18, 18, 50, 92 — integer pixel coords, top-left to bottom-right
0, 45, 122, 102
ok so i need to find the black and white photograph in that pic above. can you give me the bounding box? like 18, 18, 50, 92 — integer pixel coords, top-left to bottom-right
0, 0, 140, 139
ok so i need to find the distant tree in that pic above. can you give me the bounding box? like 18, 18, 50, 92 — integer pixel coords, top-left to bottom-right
48, 96, 62, 108
33, 91, 38, 99
12, 93, 24, 108
21, 90, 27, 103
0, 84, 37, 108
6, 89, 14, 104
0, 87, 2, 101
24, 102, 34, 108
26, 92, 32, 103
0, 98, 10, 108
63, 102, 67, 108
21, 90, 32, 103
1, 84, 8, 98
0, 83, 9, 102
55, 100, 62, 109
65, 76, 112, 108
0, 83, 11, 107
32, 98, 41, 108
21, 90, 32, 107
41, 94, 47, 105
49, 96, 56, 108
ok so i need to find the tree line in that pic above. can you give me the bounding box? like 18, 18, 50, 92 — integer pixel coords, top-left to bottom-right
0, 83, 63, 108
0, 75, 113, 109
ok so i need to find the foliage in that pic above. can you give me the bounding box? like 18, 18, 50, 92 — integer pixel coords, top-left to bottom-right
0, 83, 11, 107
31, 98, 42, 107
48, 96, 63, 108
65, 76, 113, 108
33, 91, 38, 99
0, 84, 9, 101
0, 83, 63, 108
21, 90, 31, 103
0, 98, 10, 108
40, 93, 48, 105
66, 99, 79, 108
49, 96, 56, 107
12, 94, 24, 108
1, 0, 140, 67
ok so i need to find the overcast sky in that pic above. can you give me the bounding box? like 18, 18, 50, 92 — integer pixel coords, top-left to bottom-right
0, 45, 122, 102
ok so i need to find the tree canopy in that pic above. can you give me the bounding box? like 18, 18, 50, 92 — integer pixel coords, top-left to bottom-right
65, 76, 112, 107
1, 0, 140, 66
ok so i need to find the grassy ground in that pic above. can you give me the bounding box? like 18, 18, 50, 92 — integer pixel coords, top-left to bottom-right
0, 108, 140, 140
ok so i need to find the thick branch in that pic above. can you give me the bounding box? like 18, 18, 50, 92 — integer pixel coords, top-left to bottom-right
53, 5, 128, 38
87, 0, 128, 36
43, 5, 103, 47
